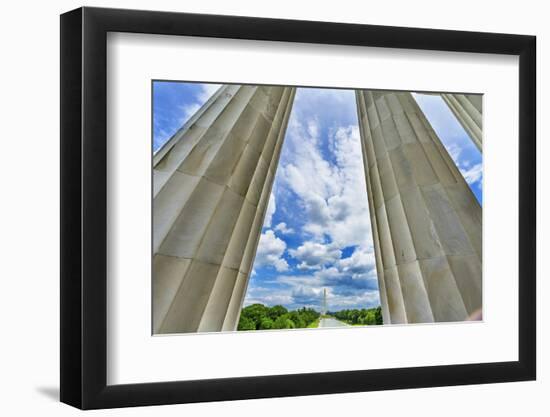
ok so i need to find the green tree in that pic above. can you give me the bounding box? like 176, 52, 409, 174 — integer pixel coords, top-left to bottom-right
259, 317, 274, 330
288, 311, 305, 328
267, 305, 288, 320
237, 316, 256, 331
375, 306, 383, 325
333, 307, 383, 326
240, 303, 269, 329
365, 309, 376, 325
272, 314, 296, 329
355, 310, 361, 323
237, 304, 321, 331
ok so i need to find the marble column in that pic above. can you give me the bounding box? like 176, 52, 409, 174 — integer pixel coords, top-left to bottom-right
441, 93, 482, 151
356, 90, 482, 324
153, 85, 296, 334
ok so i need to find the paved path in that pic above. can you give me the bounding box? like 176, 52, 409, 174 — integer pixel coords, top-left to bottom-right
318, 317, 349, 328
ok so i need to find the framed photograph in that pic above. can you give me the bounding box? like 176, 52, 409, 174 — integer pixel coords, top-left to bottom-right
60, 6, 536, 409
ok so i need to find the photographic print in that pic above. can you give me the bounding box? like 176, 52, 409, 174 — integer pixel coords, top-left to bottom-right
152, 82, 482, 335
60, 9, 536, 408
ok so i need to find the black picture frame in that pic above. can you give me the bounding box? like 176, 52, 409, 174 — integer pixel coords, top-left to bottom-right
60, 6, 536, 410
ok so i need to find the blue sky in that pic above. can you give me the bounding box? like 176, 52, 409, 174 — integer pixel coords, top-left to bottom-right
153, 82, 482, 312
414, 93, 483, 203
153, 81, 220, 152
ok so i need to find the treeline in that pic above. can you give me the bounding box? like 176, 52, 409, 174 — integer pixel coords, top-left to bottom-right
333, 307, 383, 325
238, 304, 320, 331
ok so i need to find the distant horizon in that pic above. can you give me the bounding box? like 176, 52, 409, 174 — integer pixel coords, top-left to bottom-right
240, 300, 382, 312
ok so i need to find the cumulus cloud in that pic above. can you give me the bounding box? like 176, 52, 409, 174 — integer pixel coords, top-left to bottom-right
245, 88, 380, 311
243, 285, 294, 307
460, 163, 483, 186
289, 241, 342, 270
242, 89, 482, 312
272, 262, 380, 310
179, 103, 201, 124
280, 113, 372, 249
271, 242, 379, 310
413, 93, 483, 193
336, 245, 376, 276
274, 222, 294, 235
447, 143, 463, 166
264, 193, 276, 228
444, 142, 483, 187
254, 230, 288, 272
178, 83, 221, 127
291, 286, 325, 307
197, 83, 221, 102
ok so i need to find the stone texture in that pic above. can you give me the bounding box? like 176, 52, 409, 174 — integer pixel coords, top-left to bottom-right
356, 90, 482, 324
441, 93, 482, 151
153, 85, 295, 334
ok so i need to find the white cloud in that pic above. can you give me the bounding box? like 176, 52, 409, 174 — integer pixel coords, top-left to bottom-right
263, 261, 380, 310
264, 192, 276, 228
243, 286, 294, 307
289, 241, 341, 270
153, 128, 172, 151
179, 103, 201, 125
254, 230, 288, 272
246, 88, 380, 311
460, 163, 483, 186
280, 117, 372, 249
442, 142, 483, 187
268, 242, 379, 310
336, 245, 376, 276
197, 83, 221, 102
447, 143, 462, 166
245, 89, 484, 312
178, 83, 221, 127
413, 93, 483, 191
274, 222, 294, 235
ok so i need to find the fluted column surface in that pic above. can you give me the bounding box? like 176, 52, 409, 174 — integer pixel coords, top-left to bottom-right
356, 90, 482, 324
153, 85, 295, 333
441, 93, 482, 151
